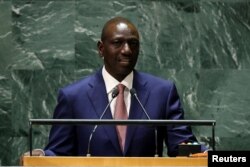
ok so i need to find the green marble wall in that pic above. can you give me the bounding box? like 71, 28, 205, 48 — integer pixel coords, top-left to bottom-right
0, 0, 250, 165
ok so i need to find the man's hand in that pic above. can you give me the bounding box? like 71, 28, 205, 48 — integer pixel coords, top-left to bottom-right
23, 149, 45, 156
20, 149, 45, 165
189, 151, 208, 157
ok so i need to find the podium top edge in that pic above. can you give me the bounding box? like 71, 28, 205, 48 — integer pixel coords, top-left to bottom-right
29, 119, 216, 126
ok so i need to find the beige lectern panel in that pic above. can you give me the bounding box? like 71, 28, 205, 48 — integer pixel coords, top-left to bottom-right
22, 156, 207, 167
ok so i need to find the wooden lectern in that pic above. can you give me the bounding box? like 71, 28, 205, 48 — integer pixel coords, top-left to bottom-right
22, 156, 207, 167
25, 119, 212, 166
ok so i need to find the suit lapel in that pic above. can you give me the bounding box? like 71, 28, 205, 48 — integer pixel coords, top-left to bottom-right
87, 70, 121, 154
124, 71, 150, 154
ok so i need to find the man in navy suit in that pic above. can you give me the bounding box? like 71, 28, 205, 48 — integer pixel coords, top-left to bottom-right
25, 17, 207, 157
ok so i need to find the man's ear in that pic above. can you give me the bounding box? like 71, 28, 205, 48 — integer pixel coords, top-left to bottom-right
97, 40, 104, 58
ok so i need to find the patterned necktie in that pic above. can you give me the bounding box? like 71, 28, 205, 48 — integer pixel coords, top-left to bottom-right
114, 84, 128, 152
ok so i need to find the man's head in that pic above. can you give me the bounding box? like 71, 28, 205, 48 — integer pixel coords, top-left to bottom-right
98, 17, 140, 82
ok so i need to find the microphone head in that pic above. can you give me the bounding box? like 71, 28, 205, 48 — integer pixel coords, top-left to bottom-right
112, 87, 119, 98
130, 88, 137, 96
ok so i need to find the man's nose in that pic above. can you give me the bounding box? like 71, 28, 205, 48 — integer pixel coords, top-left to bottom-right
121, 42, 132, 54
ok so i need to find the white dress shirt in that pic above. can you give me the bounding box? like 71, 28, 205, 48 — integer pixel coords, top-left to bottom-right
102, 66, 133, 117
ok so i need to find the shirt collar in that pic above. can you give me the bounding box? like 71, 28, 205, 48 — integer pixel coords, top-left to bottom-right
102, 66, 133, 93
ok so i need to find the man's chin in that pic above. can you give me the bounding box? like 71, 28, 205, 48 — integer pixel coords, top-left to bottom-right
116, 68, 133, 77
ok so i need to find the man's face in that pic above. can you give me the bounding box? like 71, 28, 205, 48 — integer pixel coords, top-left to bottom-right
98, 22, 140, 81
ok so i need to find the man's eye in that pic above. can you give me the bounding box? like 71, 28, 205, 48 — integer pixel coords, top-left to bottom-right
112, 41, 123, 46
128, 40, 139, 47
130, 41, 139, 45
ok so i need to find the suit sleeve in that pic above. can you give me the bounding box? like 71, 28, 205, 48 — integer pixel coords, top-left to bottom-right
165, 83, 207, 156
44, 89, 77, 156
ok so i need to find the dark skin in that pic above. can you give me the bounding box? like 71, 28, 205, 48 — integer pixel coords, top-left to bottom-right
97, 18, 140, 82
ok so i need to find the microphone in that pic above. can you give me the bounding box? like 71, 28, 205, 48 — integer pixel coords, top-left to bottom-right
130, 88, 159, 157
130, 88, 150, 120
86, 87, 119, 156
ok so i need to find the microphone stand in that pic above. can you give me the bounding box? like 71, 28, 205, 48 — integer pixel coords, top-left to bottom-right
86, 87, 118, 156
130, 88, 159, 157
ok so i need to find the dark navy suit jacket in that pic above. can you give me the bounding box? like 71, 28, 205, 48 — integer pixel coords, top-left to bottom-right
44, 69, 206, 156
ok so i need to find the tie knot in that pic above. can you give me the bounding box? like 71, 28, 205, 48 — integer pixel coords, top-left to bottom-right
118, 84, 125, 94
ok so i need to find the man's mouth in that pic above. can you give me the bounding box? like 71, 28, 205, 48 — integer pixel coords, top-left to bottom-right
119, 58, 131, 65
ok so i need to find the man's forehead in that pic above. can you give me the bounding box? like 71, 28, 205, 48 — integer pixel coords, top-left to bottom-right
116, 22, 129, 30
107, 22, 138, 36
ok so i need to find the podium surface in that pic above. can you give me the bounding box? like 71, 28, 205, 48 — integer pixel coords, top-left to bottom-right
22, 156, 207, 166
